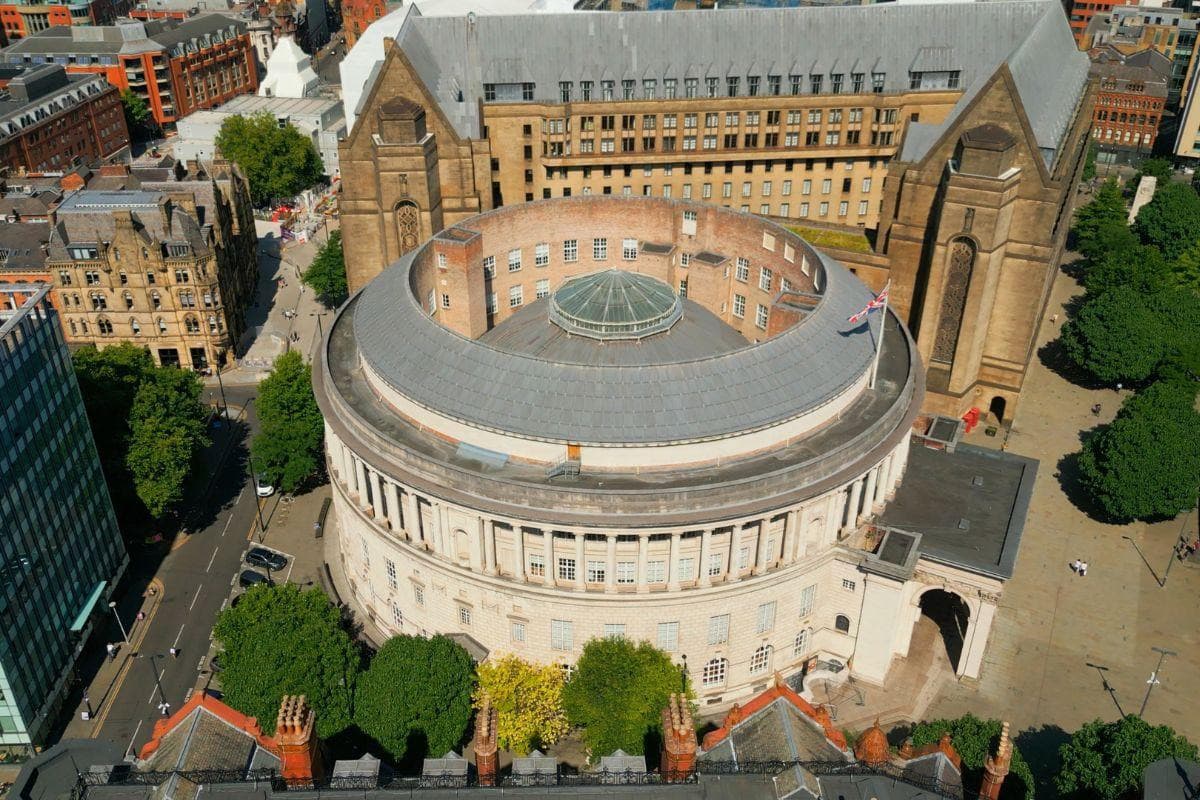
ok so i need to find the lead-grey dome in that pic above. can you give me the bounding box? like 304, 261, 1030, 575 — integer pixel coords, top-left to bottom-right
549, 269, 683, 340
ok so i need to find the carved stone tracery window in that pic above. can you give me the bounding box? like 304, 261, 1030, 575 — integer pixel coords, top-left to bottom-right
396, 201, 420, 254
932, 237, 975, 364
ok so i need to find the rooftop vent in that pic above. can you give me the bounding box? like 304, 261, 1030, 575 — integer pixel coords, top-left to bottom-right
957, 518, 970, 531
971, 475, 984, 487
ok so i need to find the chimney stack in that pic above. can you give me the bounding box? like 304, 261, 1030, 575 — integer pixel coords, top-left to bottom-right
274, 695, 324, 786
660, 693, 698, 782
473, 693, 499, 787
979, 721, 1013, 800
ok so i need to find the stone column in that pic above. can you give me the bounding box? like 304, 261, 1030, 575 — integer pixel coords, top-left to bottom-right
574, 532, 586, 591
405, 491, 422, 546
484, 520, 498, 575
368, 468, 383, 517
874, 457, 890, 505
468, 518, 484, 572
728, 525, 743, 582
542, 530, 555, 587
339, 443, 352, 486
354, 458, 367, 504
429, 502, 443, 556
698, 529, 713, 587
754, 519, 771, 575
825, 491, 842, 544
782, 509, 798, 565
668, 532, 682, 590
863, 467, 879, 519
847, 479, 864, 530
385, 481, 401, 533
605, 535, 617, 592
512, 524, 525, 582
637, 535, 649, 592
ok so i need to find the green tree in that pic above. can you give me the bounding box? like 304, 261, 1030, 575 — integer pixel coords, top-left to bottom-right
1077, 380, 1200, 521
1081, 140, 1098, 183
251, 351, 324, 493
354, 635, 474, 762
1082, 233, 1170, 296
215, 112, 324, 206
1132, 182, 1200, 260
213, 584, 358, 738
303, 230, 348, 308
125, 367, 208, 517
1131, 156, 1173, 186
910, 714, 1034, 800
1059, 285, 1173, 385
1072, 178, 1127, 251
120, 89, 154, 140
1055, 715, 1197, 800
474, 655, 569, 755
562, 637, 686, 759
1169, 237, 1200, 293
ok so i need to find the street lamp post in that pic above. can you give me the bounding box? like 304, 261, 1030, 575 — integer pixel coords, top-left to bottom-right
108, 601, 130, 644
148, 654, 169, 716
1139, 646, 1177, 718
214, 359, 229, 419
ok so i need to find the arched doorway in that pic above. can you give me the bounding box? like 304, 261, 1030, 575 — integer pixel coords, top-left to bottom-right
919, 589, 971, 673
989, 395, 1007, 425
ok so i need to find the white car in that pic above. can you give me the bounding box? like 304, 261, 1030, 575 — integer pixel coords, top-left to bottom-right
255, 479, 276, 498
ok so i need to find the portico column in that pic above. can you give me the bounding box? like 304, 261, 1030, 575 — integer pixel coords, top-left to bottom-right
512, 524, 525, 582
754, 520, 771, 575
863, 467, 879, 519
874, 457, 890, 505
468, 518, 484, 572
385, 481, 401, 532
339, 443, 352, 486
354, 458, 367, 503
728, 525, 743, 582
637, 536, 649, 592
605, 535, 617, 592
574, 533, 586, 591
431, 502, 446, 556
667, 532, 682, 590
542, 530, 555, 587
824, 492, 841, 544
847, 479, 864, 530
405, 491, 422, 545
484, 520, 498, 575
698, 528, 713, 587
782, 509, 798, 563
368, 468, 383, 517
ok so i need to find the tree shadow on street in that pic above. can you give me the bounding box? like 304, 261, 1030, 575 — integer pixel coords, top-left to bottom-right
1014, 724, 1070, 800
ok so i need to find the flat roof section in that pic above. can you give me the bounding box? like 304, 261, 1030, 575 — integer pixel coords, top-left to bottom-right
879, 443, 1037, 580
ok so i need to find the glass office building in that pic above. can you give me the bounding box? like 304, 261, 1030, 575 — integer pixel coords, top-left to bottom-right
0, 286, 127, 754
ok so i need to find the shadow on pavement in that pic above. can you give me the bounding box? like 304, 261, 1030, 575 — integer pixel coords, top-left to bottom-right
1014, 724, 1070, 800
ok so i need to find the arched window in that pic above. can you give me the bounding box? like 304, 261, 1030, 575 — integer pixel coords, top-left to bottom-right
68, 319, 77, 335
835, 614, 851, 633
157, 317, 168, 334
749, 644, 772, 675
184, 315, 200, 334
702, 657, 728, 687
90, 292, 107, 310
123, 290, 134, 309
396, 200, 420, 254
932, 237, 975, 364
180, 289, 195, 308
97, 318, 113, 335
130, 318, 141, 335
207, 315, 219, 333
151, 290, 161, 310
793, 628, 812, 657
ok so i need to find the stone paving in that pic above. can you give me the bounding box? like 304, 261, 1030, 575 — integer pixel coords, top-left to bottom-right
923, 266, 1200, 750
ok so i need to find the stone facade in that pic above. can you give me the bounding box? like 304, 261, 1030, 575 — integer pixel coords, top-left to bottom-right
337, 3, 1092, 419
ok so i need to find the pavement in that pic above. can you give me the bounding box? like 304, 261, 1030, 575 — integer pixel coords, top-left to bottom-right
921, 263, 1200, 778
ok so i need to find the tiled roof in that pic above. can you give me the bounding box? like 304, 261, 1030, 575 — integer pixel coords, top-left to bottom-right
48, 190, 212, 260
0, 222, 51, 271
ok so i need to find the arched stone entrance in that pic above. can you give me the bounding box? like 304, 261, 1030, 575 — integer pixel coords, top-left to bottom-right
989, 395, 1007, 425
919, 588, 971, 673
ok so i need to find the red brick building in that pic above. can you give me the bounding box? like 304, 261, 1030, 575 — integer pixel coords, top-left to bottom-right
1089, 45, 1170, 152
0, 64, 127, 173
1067, 0, 1122, 45
0, 0, 133, 41
341, 0, 394, 48
2, 15, 257, 127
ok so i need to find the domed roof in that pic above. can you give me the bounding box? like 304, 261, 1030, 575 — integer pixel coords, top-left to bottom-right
854, 720, 890, 765
549, 269, 682, 340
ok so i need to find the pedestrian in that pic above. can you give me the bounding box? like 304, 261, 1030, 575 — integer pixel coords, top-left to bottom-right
1070, 559, 1081, 574
1116, 382, 1123, 392
169, 647, 178, 658
137, 610, 145, 621
1050, 313, 1058, 323
106, 642, 116, 660
1080, 561, 1088, 577
1091, 403, 1102, 416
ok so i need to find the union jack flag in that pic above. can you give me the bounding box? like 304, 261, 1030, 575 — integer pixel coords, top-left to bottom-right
848, 285, 889, 324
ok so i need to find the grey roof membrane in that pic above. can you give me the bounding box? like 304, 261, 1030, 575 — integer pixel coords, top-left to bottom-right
349, 207, 877, 446
390, 0, 1087, 164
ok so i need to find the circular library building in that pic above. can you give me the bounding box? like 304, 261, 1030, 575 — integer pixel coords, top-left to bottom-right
315, 196, 944, 704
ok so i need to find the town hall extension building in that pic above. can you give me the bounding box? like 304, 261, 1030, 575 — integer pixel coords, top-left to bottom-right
338, 0, 1092, 419
314, 198, 1037, 706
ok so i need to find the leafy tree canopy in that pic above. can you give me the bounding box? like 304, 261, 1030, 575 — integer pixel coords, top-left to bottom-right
911, 714, 1034, 800
474, 655, 569, 755
120, 89, 154, 140
1082, 231, 1170, 296
1081, 140, 1098, 183
1059, 285, 1174, 385
1169, 237, 1200, 294
73, 343, 153, 482
1132, 182, 1200, 260
251, 350, 324, 493
354, 635, 474, 763
216, 112, 324, 207
1131, 157, 1173, 186
562, 637, 687, 759
126, 366, 208, 517
303, 230, 348, 308
1077, 380, 1200, 521
1054, 715, 1198, 800
1073, 179, 1127, 251
213, 584, 358, 738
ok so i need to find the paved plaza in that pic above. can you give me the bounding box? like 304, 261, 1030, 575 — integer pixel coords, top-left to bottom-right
925, 265, 1200, 750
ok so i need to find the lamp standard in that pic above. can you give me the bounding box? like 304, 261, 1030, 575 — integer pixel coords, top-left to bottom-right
108, 601, 130, 644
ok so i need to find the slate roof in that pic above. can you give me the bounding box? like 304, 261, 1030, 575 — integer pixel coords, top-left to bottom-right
0, 222, 51, 271
350, 199, 879, 446
3, 15, 245, 57
384, 0, 1086, 165
48, 190, 212, 260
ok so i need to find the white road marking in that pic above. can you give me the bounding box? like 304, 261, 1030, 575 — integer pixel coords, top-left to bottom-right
173, 624, 185, 648
126, 720, 143, 756
206, 547, 219, 573
219, 496, 242, 538
189, 585, 203, 611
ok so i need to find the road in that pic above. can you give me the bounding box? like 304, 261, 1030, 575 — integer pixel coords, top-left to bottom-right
94, 385, 275, 754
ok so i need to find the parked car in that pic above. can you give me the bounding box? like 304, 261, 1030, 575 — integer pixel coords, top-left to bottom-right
245, 547, 287, 571
255, 479, 275, 498
238, 570, 273, 589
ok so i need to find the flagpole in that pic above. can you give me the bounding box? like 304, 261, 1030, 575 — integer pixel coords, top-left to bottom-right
869, 282, 890, 390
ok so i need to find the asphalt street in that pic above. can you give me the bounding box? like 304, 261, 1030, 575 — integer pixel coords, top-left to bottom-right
93, 385, 279, 755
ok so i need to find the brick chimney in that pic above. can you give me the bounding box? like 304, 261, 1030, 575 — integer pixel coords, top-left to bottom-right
979, 721, 1012, 800
660, 693, 697, 782
274, 695, 324, 785
473, 693, 499, 787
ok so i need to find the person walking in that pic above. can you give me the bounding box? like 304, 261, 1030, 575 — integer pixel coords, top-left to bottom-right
1071, 559, 1082, 574
1079, 561, 1089, 577
106, 642, 116, 660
